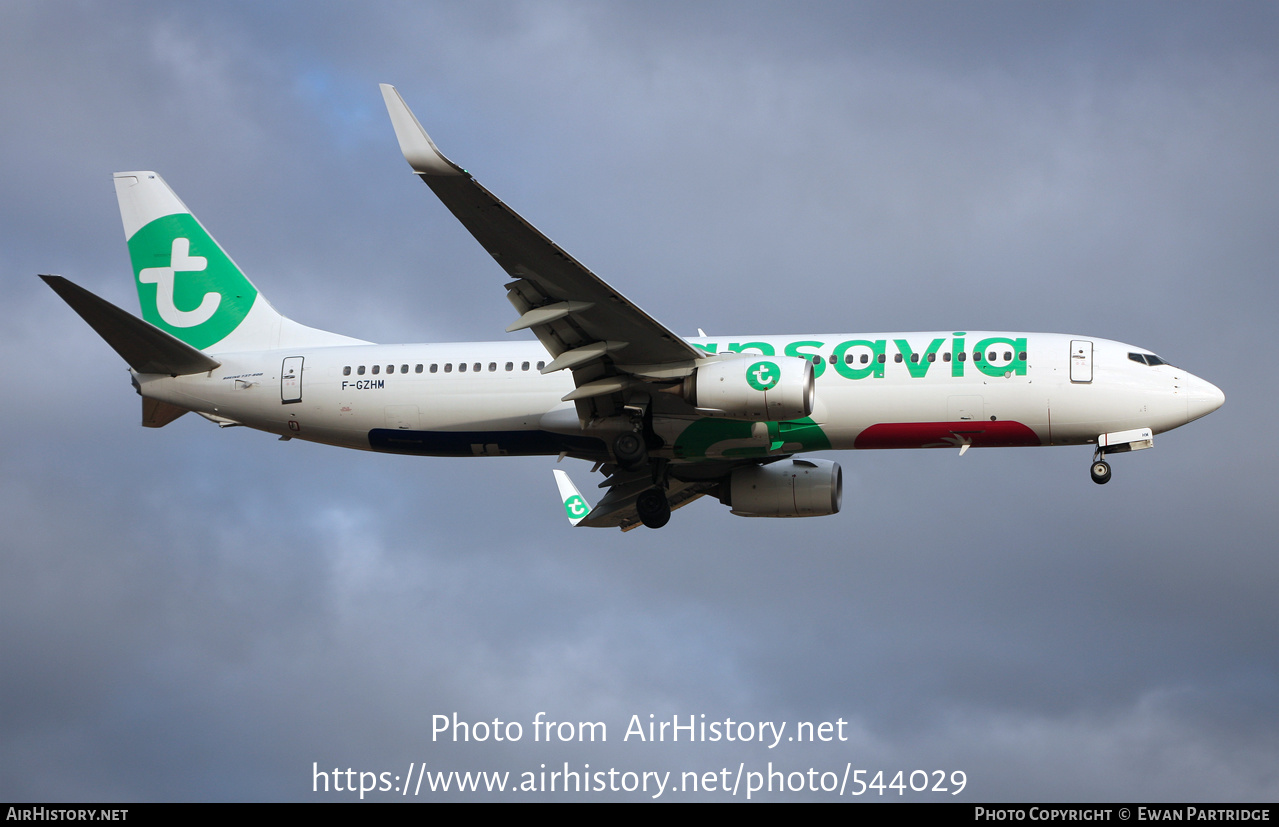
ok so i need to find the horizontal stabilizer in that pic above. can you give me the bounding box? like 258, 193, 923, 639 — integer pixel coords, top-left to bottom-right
142, 397, 188, 428
40, 275, 221, 375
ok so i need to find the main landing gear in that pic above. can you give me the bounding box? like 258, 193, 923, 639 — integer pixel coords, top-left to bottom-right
613, 396, 655, 471
635, 487, 671, 529
614, 431, 672, 527
613, 431, 647, 470
615, 397, 671, 528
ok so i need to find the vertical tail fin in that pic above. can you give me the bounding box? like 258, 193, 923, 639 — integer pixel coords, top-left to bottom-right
115, 172, 366, 352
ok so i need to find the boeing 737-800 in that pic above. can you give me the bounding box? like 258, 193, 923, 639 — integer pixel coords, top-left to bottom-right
43, 84, 1225, 530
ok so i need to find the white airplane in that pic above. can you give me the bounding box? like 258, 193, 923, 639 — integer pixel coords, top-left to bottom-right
43, 85, 1225, 530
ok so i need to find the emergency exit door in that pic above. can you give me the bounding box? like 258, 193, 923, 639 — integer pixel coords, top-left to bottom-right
1070, 340, 1093, 383
281, 356, 304, 403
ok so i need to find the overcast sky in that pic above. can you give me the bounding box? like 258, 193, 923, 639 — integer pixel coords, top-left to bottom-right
2, 0, 1276, 802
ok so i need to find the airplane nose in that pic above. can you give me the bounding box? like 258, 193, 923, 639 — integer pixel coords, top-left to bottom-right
1185, 374, 1225, 424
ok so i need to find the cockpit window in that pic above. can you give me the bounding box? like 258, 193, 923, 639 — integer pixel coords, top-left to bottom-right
1128, 352, 1169, 367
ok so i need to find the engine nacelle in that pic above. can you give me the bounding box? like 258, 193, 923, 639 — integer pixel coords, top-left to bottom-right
722, 458, 842, 518
684, 355, 814, 421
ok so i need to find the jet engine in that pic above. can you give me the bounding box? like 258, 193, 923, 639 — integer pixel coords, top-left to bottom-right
683, 355, 814, 421
721, 458, 842, 518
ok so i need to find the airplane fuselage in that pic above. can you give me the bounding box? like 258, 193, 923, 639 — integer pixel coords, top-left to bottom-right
135, 331, 1221, 464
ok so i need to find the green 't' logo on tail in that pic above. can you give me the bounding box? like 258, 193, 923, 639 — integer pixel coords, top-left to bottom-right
128, 214, 258, 350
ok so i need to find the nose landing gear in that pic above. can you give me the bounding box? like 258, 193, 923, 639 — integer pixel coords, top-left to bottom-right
1089, 427, 1154, 485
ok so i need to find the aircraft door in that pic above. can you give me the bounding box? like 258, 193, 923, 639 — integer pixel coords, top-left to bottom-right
1069, 340, 1093, 384
281, 356, 304, 404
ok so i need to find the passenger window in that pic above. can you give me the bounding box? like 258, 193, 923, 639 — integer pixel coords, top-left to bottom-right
444, 363, 452, 373
343, 366, 351, 376
522, 362, 530, 371
459, 363, 467, 372
372, 365, 380, 375
387, 365, 394, 374
489, 362, 497, 372
401, 365, 408, 374
505, 362, 513, 371
537, 361, 545, 370
357, 365, 366, 375
958, 352, 966, 362
877, 354, 886, 364
473, 362, 481, 372
942, 352, 951, 362
430, 364, 438, 373
894, 353, 903, 363
1018, 352, 1027, 361
415, 364, 423, 373
1003, 352, 1011, 361
927, 353, 935, 362
974, 352, 982, 362
829, 355, 837, 365
911, 353, 920, 363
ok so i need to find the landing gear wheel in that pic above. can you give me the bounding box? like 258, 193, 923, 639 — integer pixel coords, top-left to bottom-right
1090, 460, 1112, 485
636, 487, 671, 529
614, 432, 647, 470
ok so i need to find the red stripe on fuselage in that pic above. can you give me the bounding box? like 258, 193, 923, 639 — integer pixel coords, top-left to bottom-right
853, 421, 1042, 450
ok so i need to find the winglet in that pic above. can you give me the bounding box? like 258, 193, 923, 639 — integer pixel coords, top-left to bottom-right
379, 84, 466, 177
553, 469, 593, 527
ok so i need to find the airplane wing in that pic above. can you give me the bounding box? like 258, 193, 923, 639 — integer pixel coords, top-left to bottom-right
380, 84, 705, 424
579, 476, 714, 532
554, 467, 715, 532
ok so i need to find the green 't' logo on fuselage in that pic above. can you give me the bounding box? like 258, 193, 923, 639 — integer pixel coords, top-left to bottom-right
746, 361, 780, 391
128, 214, 258, 350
